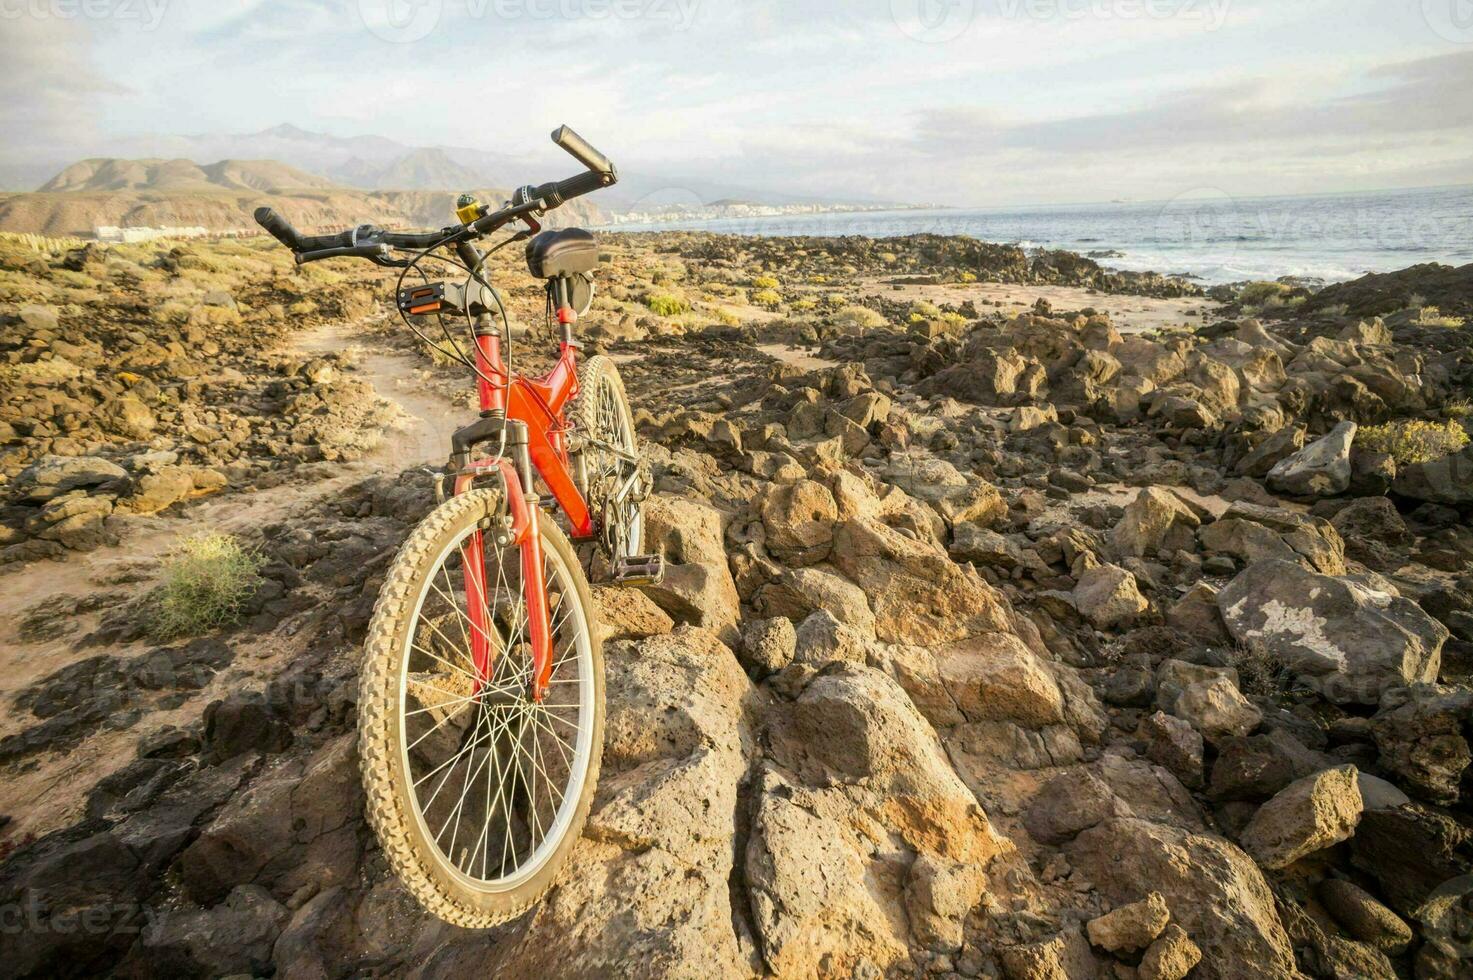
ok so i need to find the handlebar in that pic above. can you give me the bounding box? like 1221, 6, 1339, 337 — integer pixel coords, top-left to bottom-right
254, 125, 617, 265
552, 125, 614, 176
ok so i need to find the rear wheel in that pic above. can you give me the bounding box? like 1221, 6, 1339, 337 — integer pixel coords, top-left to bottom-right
570, 354, 645, 570
359, 488, 602, 928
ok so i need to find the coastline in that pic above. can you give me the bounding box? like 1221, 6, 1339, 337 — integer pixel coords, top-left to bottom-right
598, 183, 1473, 287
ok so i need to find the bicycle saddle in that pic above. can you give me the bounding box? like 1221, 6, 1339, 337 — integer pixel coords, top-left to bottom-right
525, 227, 598, 279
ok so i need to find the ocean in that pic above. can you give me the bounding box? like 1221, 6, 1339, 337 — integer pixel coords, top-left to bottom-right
602, 184, 1473, 286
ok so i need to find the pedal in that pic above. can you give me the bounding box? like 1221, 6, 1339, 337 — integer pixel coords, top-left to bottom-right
612, 554, 665, 587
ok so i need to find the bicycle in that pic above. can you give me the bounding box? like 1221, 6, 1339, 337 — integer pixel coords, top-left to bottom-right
254, 127, 660, 927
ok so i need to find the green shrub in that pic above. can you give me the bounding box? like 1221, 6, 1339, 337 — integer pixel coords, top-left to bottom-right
152, 532, 265, 638
751, 289, 782, 308
832, 305, 887, 331
1357, 419, 1470, 465
1238, 281, 1289, 306
750, 274, 780, 289
644, 293, 689, 316
1416, 306, 1466, 329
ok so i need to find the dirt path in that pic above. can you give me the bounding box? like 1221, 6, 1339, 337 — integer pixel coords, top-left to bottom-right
0, 321, 452, 622
0, 321, 457, 839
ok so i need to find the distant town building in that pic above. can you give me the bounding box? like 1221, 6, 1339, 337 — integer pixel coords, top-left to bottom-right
94, 225, 210, 243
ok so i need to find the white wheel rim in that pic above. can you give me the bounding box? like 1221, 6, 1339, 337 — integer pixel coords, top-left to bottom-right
396, 517, 595, 892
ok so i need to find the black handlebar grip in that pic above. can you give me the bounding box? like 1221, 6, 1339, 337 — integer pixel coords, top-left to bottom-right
551, 126, 614, 176
552, 169, 614, 205
254, 206, 301, 249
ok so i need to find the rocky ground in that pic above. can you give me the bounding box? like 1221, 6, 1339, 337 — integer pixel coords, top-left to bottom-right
0, 227, 1470, 978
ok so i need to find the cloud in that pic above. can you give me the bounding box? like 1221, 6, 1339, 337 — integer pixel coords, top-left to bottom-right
0, 16, 133, 186
0, 2, 1468, 201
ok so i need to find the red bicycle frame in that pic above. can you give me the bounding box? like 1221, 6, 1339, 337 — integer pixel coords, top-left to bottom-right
453, 303, 589, 703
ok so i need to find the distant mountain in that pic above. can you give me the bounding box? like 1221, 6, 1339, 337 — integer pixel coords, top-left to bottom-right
5, 123, 920, 212
70, 125, 902, 206
94, 125, 526, 194
329, 148, 493, 192
39, 158, 338, 194
0, 173, 601, 238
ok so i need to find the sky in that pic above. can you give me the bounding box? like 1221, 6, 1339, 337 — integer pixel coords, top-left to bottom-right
3, 0, 1472, 205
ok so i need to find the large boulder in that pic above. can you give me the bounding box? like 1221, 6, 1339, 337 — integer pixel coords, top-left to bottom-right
485, 627, 756, 977
1110, 487, 1200, 558
178, 735, 363, 906
1156, 660, 1260, 743
1218, 559, 1447, 704
757, 478, 838, 566
1073, 563, 1149, 630
1236, 425, 1306, 478
1350, 805, 1472, 916
1196, 502, 1345, 576
753, 564, 876, 637
642, 495, 741, 644
936, 632, 1066, 728
831, 517, 1013, 646
1067, 817, 1298, 979
1266, 420, 1356, 497
1024, 768, 1121, 844
749, 664, 1002, 975
1086, 891, 1170, 953
1238, 765, 1363, 869
1370, 685, 1473, 805
1393, 446, 1473, 505
876, 452, 1006, 526
14, 455, 127, 502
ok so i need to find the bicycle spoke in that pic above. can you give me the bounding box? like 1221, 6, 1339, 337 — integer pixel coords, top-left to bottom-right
410, 640, 483, 686
440, 564, 474, 666
428, 579, 504, 658
530, 706, 579, 762
417, 707, 492, 807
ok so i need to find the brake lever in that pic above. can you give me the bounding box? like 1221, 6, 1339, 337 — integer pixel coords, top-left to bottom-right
296, 242, 393, 264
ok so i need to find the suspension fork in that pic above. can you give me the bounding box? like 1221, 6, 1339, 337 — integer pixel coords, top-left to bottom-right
453, 420, 554, 702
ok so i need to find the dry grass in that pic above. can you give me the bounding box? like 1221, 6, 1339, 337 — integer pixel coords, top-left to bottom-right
1357, 419, 1470, 465
151, 532, 265, 639
1230, 641, 1286, 698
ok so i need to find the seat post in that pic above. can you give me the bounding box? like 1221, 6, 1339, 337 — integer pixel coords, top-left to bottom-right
549, 275, 575, 345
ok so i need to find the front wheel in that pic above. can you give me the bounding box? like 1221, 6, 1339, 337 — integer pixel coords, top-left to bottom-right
358, 488, 603, 928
